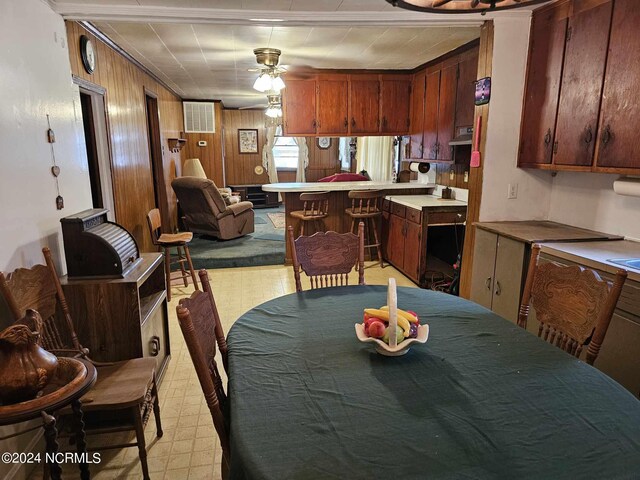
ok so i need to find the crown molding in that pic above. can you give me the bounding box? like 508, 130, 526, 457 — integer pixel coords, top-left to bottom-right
44, 4, 538, 26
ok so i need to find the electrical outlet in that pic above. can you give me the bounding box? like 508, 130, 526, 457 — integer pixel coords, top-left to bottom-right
449, 168, 455, 181
507, 183, 518, 199
464, 171, 469, 183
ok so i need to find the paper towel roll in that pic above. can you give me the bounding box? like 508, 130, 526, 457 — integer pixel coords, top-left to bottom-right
613, 177, 640, 197
409, 162, 420, 173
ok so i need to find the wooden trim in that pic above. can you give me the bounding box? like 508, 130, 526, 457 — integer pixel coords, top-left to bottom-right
411, 39, 481, 73
78, 21, 182, 99
73, 75, 106, 95
459, 21, 494, 300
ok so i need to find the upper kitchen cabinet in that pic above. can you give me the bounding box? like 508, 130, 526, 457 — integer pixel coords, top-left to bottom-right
518, 0, 569, 167
454, 49, 479, 131
421, 69, 441, 160
316, 76, 349, 135
435, 63, 458, 162
380, 76, 411, 134
553, 0, 612, 167
595, 0, 640, 171
283, 78, 317, 135
408, 72, 426, 159
349, 75, 380, 134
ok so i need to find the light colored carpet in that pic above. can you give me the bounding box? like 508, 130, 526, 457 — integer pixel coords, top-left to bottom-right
267, 212, 286, 229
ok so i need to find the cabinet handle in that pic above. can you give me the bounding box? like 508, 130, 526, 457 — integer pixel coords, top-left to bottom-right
544, 129, 552, 146
553, 140, 559, 154
149, 335, 160, 357
312, 119, 317, 129
601, 124, 611, 146
495, 281, 502, 296
344, 118, 348, 129
351, 117, 356, 128
584, 125, 593, 145
485, 277, 492, 290
382, 116, 387, 128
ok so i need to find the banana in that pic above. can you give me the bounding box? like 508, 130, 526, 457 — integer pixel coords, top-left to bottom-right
379, 306, 418, 324
363, 308, 411, 337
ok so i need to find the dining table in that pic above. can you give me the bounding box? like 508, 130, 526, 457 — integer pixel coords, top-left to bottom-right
227, 285, 640, 479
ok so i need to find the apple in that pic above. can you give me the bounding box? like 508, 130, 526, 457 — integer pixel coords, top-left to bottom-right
382, 326, 405, 345
368, 321, 385, 339
364, 317, 382, 335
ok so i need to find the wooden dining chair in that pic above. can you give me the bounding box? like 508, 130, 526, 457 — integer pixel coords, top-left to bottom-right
288, 221, 365, 292
518, 244, 627, 365
0, 248, 163, 480
176, 270, 230, 479
345, 190, 384, 267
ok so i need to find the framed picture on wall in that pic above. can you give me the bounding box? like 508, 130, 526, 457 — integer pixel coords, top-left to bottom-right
238, 129, 258, 154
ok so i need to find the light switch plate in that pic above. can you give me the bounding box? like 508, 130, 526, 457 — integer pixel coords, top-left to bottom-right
198, 140, 207, 147
507, 183, 518, 199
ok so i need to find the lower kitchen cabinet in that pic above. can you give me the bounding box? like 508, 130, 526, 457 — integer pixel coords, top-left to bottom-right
470, 229, 526, 322
59, 253, 171, 383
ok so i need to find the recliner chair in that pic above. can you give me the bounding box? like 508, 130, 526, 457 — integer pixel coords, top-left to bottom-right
172, 177, 255, 240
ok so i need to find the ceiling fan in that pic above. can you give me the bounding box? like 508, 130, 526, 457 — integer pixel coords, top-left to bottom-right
387, 0, 550, 13
247, 48, 290, 92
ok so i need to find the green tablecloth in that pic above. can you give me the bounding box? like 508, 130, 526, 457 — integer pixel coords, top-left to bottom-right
227, 286, 640, 479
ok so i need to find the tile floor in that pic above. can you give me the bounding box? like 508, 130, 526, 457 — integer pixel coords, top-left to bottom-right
30, 263, 415, 480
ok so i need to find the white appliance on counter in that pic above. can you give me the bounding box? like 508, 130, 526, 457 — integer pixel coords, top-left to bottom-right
409, 162, 437, 184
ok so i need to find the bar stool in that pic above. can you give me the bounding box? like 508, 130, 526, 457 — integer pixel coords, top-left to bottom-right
345, 190, 384, 268
146, 208, 199, 301
289, 192, 329, 236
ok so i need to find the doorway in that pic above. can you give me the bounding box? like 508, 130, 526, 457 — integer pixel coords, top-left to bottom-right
76, 80, 115, 220
145, 90, 170, 230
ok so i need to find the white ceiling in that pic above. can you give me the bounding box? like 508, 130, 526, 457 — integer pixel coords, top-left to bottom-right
50, 1, 526, 107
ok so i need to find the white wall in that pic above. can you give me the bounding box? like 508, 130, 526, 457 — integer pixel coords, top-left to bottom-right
549, 172, 640, 241
478, 16, 554, 222
0, 1, 91, 477
0, 0, 91, 274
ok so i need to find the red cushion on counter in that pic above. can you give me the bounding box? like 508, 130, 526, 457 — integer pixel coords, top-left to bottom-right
318, 173, 370, 182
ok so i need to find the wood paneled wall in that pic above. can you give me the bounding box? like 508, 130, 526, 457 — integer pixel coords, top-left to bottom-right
306, 139, 341, 181
66, 22, 184, 252
182, 102, 225, 186
222, 110, 269, 185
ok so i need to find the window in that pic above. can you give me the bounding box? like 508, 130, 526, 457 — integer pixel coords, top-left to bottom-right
273, 136, 299, 170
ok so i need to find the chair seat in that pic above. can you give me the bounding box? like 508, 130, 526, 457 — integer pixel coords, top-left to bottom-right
157, 232, 193, 246
74, 358, 157, 410
290, 210, 328, 220
345, 208, 381, 219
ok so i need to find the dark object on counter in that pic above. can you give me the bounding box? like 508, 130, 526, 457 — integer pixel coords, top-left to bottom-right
441, 187, 453, 199
397, 170, 412, 183
61, 208, 140, 278
418, 162, 431, 174
358, 170, 372, 180
0, 310, 58, 405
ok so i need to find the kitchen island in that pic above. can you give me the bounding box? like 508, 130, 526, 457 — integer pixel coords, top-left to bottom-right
263, 181, 434, 264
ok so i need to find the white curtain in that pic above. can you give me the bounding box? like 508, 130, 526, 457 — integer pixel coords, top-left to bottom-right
294, 137, 310, 182
339, 137, 352, 171
262, 126, 281, 201
355, 136, 395, 182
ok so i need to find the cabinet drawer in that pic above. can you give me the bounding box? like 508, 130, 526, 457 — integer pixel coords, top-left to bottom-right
382, 199, 390, 212
391, 202, 406, 218
427, 210, 466, 225
406, 207, 422, 224
141, 301, 169, 373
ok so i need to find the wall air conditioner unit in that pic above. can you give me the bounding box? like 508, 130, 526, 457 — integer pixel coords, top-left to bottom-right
183, 101, 215, 133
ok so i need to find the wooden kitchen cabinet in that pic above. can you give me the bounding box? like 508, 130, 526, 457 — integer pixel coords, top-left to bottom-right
469, 229, 525, 322
408, 71, 426, 159
59, 253, 171, 382
455, 49, 479, 131
595, 0, 640, 170
436, 63, 458, 162
350, 76, 380, 134
317, 76, 349, 135
380, 77, 411, 134
422, 70, 440, 160
553, 0, 612, 167
283, 78, 317, 135
518, 0, 569, 167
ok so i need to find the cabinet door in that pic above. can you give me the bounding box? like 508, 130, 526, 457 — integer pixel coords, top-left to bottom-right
403, 220, 422, 283
381, 209, 391, 261
469, 228, 498, 310
455, 50, 479, 130
350, 78, 380, 134
380, 78, 411, 134
408, 72, 426, 159
422, 69, 441, 160
283, 79, 317, 135
388, 214, 406, 269
518, 3, 569, 166
317, 78, 349, 135
492, 236, 525, 323
595, 0, 640, 169
554, 0, 612, 167
436, 63, 458, 161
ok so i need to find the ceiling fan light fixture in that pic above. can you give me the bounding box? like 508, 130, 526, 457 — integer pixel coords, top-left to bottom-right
386, 0, 550, 13
253, 72, 272, 92
271, 75, 286, 92
265, 106, 282, 118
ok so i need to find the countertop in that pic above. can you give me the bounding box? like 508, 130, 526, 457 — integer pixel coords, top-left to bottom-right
262, 181, 435, 193
540, 240, 640, 283
475, 221, 622, 244
385, 195, 467, 209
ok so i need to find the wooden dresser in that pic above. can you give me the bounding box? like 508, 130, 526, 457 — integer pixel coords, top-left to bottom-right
59, 253, 170, 382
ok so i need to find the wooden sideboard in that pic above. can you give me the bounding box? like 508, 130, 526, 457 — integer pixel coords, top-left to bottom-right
59, 253, 170, 382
